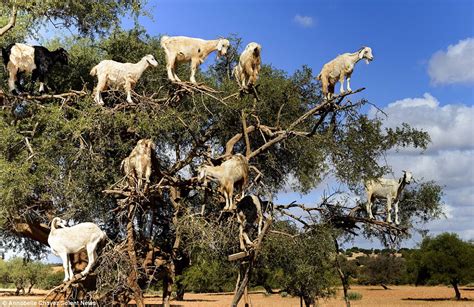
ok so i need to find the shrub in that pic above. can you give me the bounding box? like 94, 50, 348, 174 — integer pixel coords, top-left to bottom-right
38, 271, 64, 289
347, 291, 362, 300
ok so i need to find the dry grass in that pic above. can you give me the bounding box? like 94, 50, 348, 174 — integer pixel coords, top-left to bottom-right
0, 285, 473, 306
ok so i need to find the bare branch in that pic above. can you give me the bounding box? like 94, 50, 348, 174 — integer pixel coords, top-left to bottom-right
242, 111, 251, 158
0, 5, 17, 37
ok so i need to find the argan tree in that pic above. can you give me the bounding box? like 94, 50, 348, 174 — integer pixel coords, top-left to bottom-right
408, 233, 474, 300
0, 3, 444, 306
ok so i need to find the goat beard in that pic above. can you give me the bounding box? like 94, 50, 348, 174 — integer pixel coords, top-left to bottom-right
365, 59, 370, 64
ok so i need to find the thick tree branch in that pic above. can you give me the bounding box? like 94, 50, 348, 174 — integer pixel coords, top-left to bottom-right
0, 5, 17, 37
247, 88, 365, 160
223, 125, 256, 157
11, 222, 50, 245
241, 111, 251, 158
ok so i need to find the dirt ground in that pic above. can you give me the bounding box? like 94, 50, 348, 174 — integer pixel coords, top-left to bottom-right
0, 285, 473, 306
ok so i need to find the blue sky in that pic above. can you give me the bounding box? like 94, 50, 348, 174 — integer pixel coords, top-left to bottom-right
121, 0, 474, 248
11, 1, 472, 259
124, 0, 474, 107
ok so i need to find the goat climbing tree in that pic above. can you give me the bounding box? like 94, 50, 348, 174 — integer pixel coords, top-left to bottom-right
0, 8, 444, 307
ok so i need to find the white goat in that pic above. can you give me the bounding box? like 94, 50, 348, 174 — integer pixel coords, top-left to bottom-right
198, 154, 249, 211
48, 217, 106, 282
317, 46, 374, 100
160, 35, 230, 84
90, 54, 158, 105
235, 195, 269, 251
233, 42, 262, 90
121, 139, 156, 192
365, 171, 413, 225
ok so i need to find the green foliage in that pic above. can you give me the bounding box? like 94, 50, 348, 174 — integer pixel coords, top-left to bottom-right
407, 233, 474, 299
38, 270, 66, 289
180, 259, 236, 293
347, 291, 362, 300
0, 258, 49, 294
1, 1, 145, 37
261, 221, 338, 305
357, 254, 407, 285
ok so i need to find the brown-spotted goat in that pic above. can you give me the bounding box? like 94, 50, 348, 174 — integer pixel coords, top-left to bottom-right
160, 35, 230, 84
317, 46, 373, 100
121, 139, 156, 192
233, 42, 262, 90
198, 154, 249, 211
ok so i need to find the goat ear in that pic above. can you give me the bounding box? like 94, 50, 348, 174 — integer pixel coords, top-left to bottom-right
253, 46, 260, 57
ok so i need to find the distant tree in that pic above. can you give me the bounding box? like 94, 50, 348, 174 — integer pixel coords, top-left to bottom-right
0, 258, 49, 295
180, 256, 236, 293
5, 258, 28, 295
409, 233, 474, 300
24, 261, 48, 293
261, 222, 338, 307
358, 254, 406, 286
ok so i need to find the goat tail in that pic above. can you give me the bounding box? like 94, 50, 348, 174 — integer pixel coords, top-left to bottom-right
89, 65, 98, 76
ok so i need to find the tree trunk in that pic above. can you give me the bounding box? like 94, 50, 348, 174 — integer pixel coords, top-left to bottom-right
126, 205, 144, 307
333, 237, 350, 307
176, 280, 186, 301
28, 283, 34, 294
303, 294, 315, 307
231, 261, 253, 307
452, 281, 461, 300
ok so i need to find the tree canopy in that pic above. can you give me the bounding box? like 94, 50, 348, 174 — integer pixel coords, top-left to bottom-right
408, 233, 474, 300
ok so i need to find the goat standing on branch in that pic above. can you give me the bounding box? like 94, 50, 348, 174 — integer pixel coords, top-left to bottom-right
235, 195, 269, 251
90, 54, 158, 105
233, 42, 262, 90
365, 170, 413, 225
121, 139, 157, 193
160, 35, 230, 84
198, 154, 249, 211
48, 217, 107, 282
2, 43, 68, 95
317, 46, 373, 100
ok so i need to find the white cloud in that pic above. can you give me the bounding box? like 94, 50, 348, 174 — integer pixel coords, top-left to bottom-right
294, 14, 314, 28
371, 93, 474, 241
428, 37, 474, 85
370, 93, 474, 152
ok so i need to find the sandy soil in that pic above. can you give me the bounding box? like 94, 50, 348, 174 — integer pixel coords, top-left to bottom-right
0, 285, 473, 306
